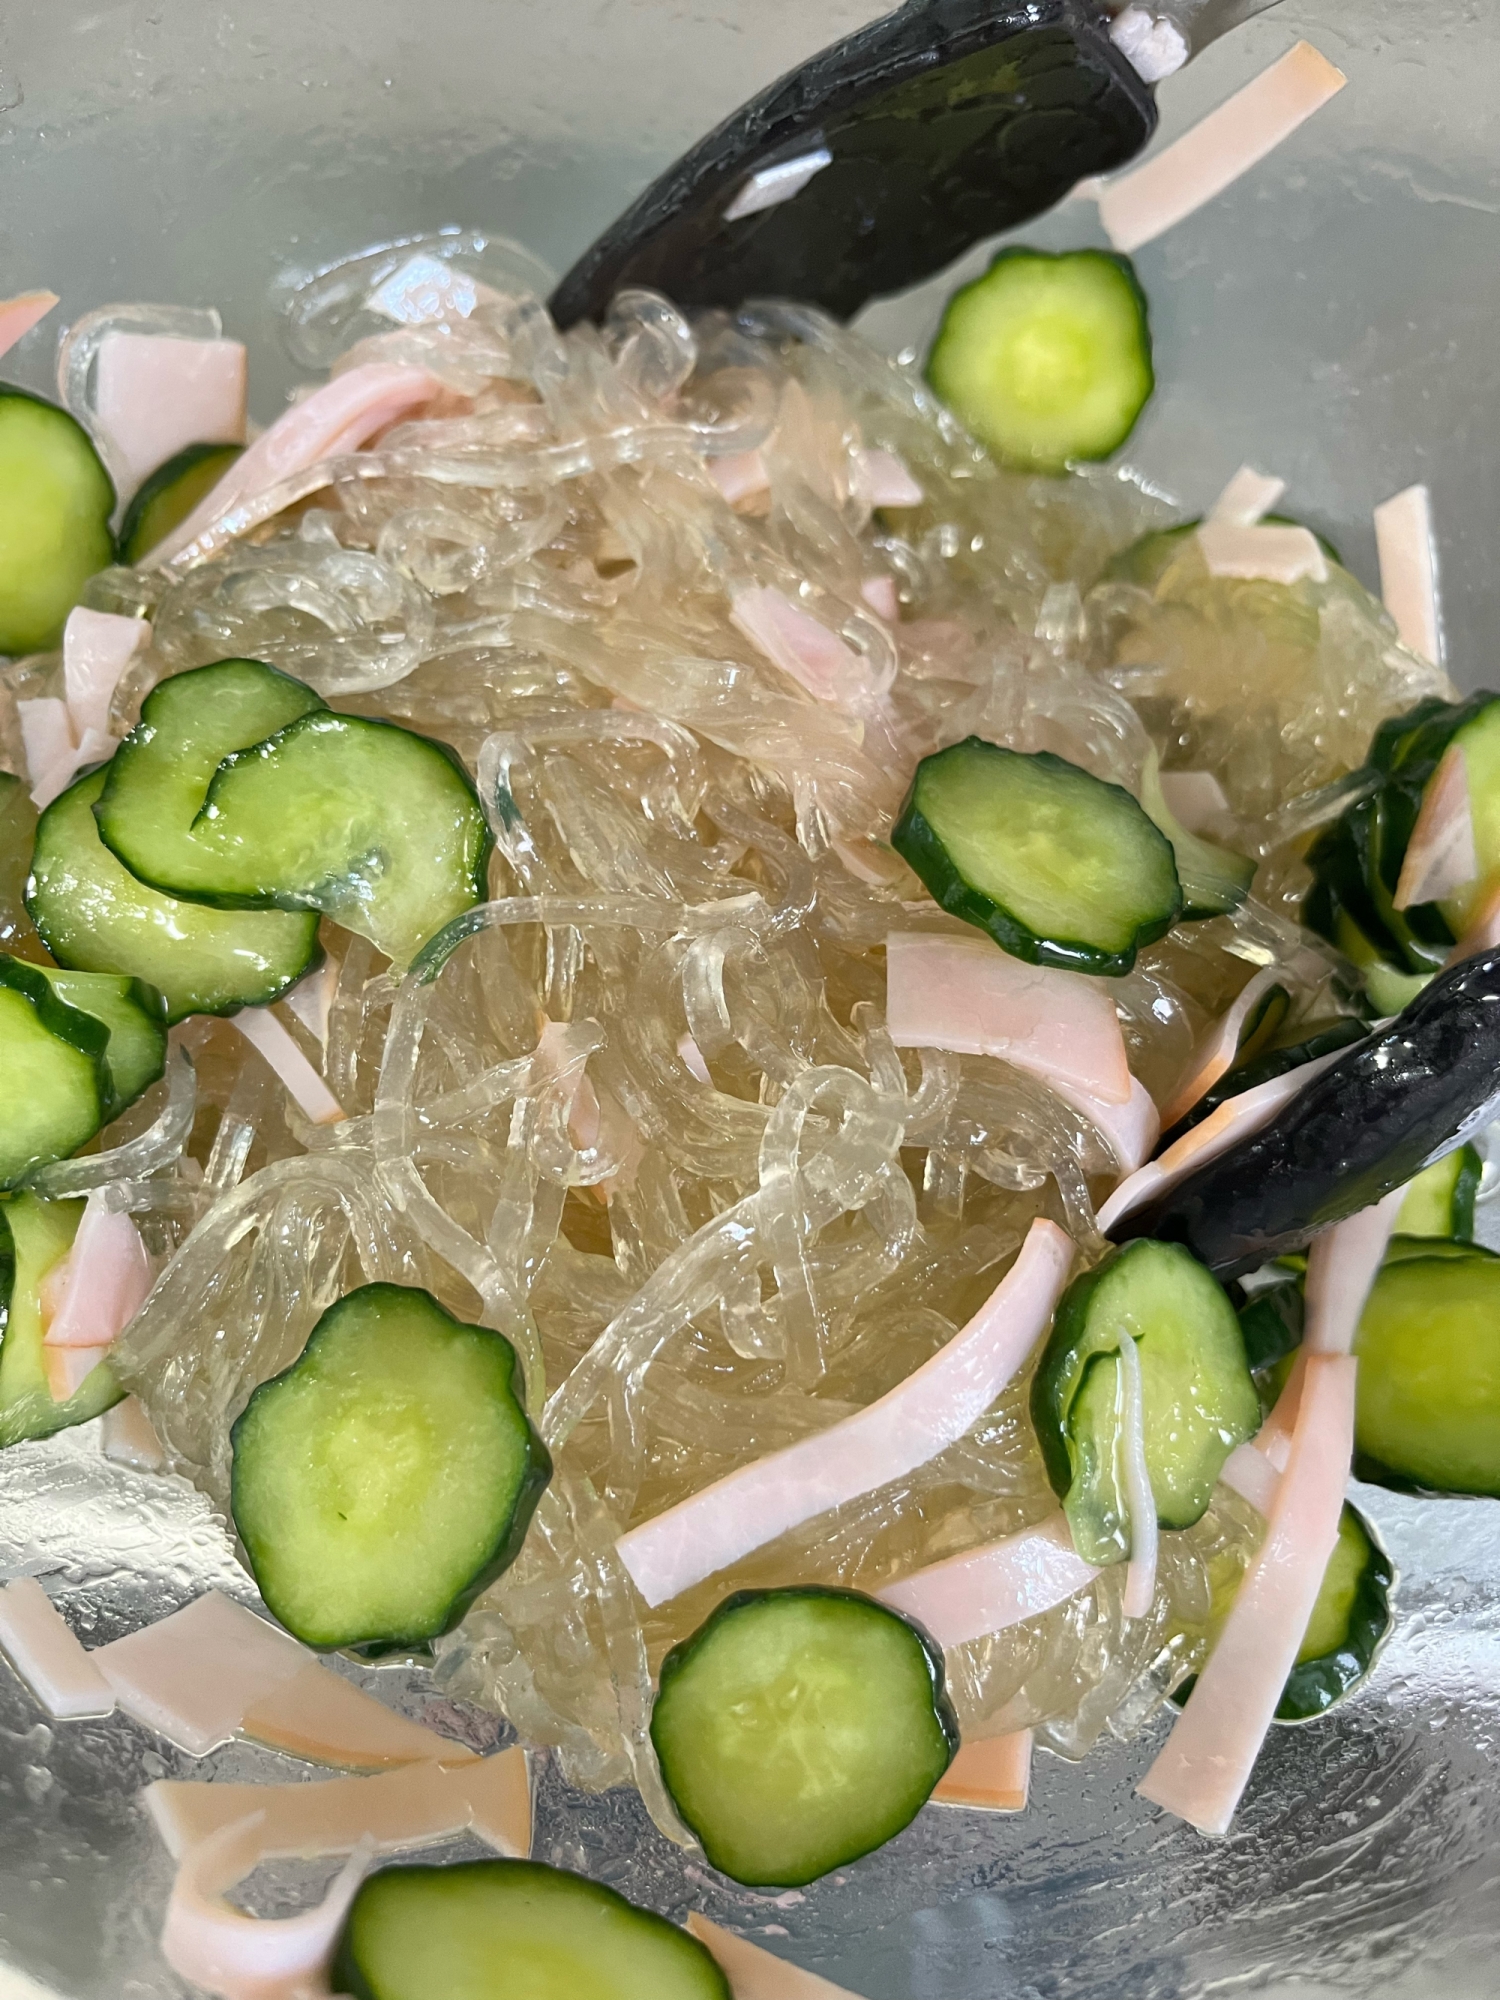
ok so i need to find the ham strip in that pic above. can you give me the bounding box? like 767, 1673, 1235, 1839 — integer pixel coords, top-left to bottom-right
1157, 771, 1229, 834
1302, 1186, 1405, 1356
1159, 966, 1286, 1131
102, 1395, 167, 1472
931, 1730, 1032, 1812
94, 333, 248, 496
1218, 1437, 1280, 1517
1197, 519, 1328, 586
886, 931, 1133, 1106
0, 292, 58, 363
860, 574, 900, 624
231, 1008, 345, 1126
1137, 1354, 1356, 1836
43, 1192, 152, 1349
0, 1577, 115, 1719
1394, 743, 1474, 910
730, 584, 894, 713
62, 607, 150, 739
1208, 466, 1285, 528
877, 1510, 1099, 1650
854, 447, 923, 509
1052, 1074, 1160, 1176
686, 1914, 867, 2000
1375, 483, 1442, 666
707, 449, 770, 509
239, 1660, 474, 1771
617, 1219, 1075, 1607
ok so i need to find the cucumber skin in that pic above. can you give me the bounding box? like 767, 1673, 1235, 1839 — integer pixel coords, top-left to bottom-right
1276, 1508, 1394, 1723
118, 442, 243, 566
892, 739, 1181, 977
0, 385, 116, 656
651, 1586, 959, 1887
1158, 1017, 1370, 1151
0, 956, 112, 1189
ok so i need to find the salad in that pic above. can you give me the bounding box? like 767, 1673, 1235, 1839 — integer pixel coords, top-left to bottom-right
0, 33, 1497, 2000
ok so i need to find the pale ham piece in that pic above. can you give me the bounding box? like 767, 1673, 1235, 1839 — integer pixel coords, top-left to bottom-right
677, 1030, 713, 1085
102, 1394, 167, 1472
1197, 519, 1328, 586
1375, 483, 1442, 665
92, 1592, 308, 1757
886, 931, 1133, 1106
1302, 1185, 1406, 1357
43, 1191, 152, 1348
1097, 1043, 1349, 1235
1096, 42, 1347, 254
0, 1577, 115, 1720
1208, 465, 1286, 528
1218, 1437, 1280, 1517
877, 1510, 1099, 1651
931, 1731, 1032, 1812
0, 291, 59, 363
617, 1219, 1075, 1607
231, 1008, 345, 1126
161, 1811, 372, 2000
282, 957, 341, 1048
1393, 743, 1474, 910
854, 446, 923, 509
1109, 5, 1188, 85
860, 573, 900, 624
62, 607, 150, 739
535, 1019, 643, 1190
93, 333, 248, 496
1159, 965, 1286, 1131
1115, 1323, 1158, 1620
687, 1914, 867, 2000
1137, 1354, 1356, 1836
149, 362, 443, 565
240, 1659, 474, 1771
146, 1748, 529, 1862
1051, 1075, 1161, 1177
42, 1341, 114, 1403
707, 449, 771, 509
730, 585, 892, 711
17, 697, 77, 810
1157, 770, 1230, 834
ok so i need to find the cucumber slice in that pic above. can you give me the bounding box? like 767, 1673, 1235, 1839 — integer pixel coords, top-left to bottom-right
27, 769, 323, 1023
0, 774, 39, 952
1396, 1143, 1481, 1240
1030, 1239, 1260, 1565
0, 957, 110, 1189
95, 657, 328, 903
332, 1861, 731, 2000
0, 386, 116, 656
1160, 1017, 1369, 1149
231, 1283, 550, 1651
926, 248, 1153, 474
1382, 1233, 1499, 1267
1279, 1505, 1394, 1722
1353, 1249, 1500, 1495
892, 736, 1181, 976
1237, 1276, 1304, 1376
197, 711, 492, 965
1138, 753, 1255, 921
117, 442, 244, 566
0, 1191, 122, 1446
37, 968, 167, 1120
651, 1587, 957, 1887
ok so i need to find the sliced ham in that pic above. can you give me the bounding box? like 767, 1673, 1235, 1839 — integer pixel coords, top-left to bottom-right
1096, 42, 1347, 255
101, 1394, 167, 1472
0, 291, 59, 363
1375, 483, 1442, 666
1051, 1074, 1160, 1176
282, 956, 341, 1048
1393, 743, 1474, 910
148, 362, 443, 566
62, 607, 150, 739
1137, 1353, 1356, 1836
677, 1030, 713, 1085
854, 447, 923, 510
730, 584, 894, 712
617, 1219, 1075, 1607
931, 1730, 1032, 1812
877, 1510, 1099, 1651
239, 1660, 474, 1771
1115, 1323, 1159, 1619
1157, 770, 1230, 834
41, 1342, 115, 1403
231, 1007, 345, 1126
94, 333, 248, 497
859, 574, 900, 624
43, 1192, 152, 1348
1218, 1437, 1280, 1517
161, 1811, 372, 2000
1108, 5, 1188, 85
17, 697, 81, 811
1197, 519, 1328, 587
707, 449, 771, 510
686, 1914, 867, 2000
146, 1747, 530, 1863
886, 931, 1133, 1106
1159, 966, 1286, 1132
1207, 465, 1285, 528
1302, 1186, 1406, 1356
0, 1577, 115, 1720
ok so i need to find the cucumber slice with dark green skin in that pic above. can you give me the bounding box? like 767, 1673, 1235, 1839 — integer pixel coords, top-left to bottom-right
892, 737, 1181, 976
231, 1283, 550, 1652
1159, 1017, 1370, 1150
926, 248, 1152, 475
197, 711, 492, 966
332, 1861, 731, 2000
37, 968, 167, 1121
1102, 516, 1343, 591
0, 387, 116, 656
117, 442, 244, 566
651, 1587, 957, 1887
1353, 1249, 1500, 1495
0, 957, 110, 1189
0, 1191, 122, 1446
1382, 1233, 1499, 1267
0, 775, 39, 952
95, 657, 328, 903
1396, 1143, 1481, 1240
1138, 755, 1256, 922
1237, 1276, 1304, 1377
27, 769, 323, 1023
1030, 1239, 1260, 1565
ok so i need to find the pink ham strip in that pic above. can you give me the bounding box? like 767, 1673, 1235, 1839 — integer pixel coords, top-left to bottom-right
0, 1577, 115, 1720
148, 362, 442, 566
1051, 1075, 1160, 1177
0, 292, 59, 363
730, 584, 893, 712
886, 931, 1133, 1106
42, 1343, 115, 1402
855, 447, 924, 509
1218, 1437, 1280, 1517
94, 333, 248, 496
62, 607, 150, 739
877, 1510, 1099, 1650
231, 1008, 345, 1126
1157, 770, 1229, 834
161, 1811, 373, 2000
43, 1191, 152, 1348
17, 699, 80, 811
931, 1730, 1032, 1812
707, 448, 770, 509
617, 1219, 1075, 1607
102, 1395, 167, 1472
860, 573, 900, 623
1302, 1186, 1405, 1356
687, 1915, 868, 2000
1137, 1353, 1356, 1836
1394, 743, 1475, 910
1159, 966, 1285, 1131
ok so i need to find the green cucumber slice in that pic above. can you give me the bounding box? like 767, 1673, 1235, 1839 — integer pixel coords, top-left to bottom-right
1238, 1276, 1304, 1378
37, 968, 167, 1121
1353, 1250, 1500, 1495
1279, 1504, 1394, 1722
1396, 1144, 1482, 1240
117, 442, 244, 566
892, 736, 1181, 976
926, 247, 1153, 474
27, 769, 323, 1023
1138, 753, 1255, 921
0, 386, 116, 656
332, 1861, 731, 2000
231, 1283, 550, 1651
0, 957, 110, 1188
0, 1191, 122, 1446
0, 774, 39, 952
196, 711, 492, 965
1160, 1017, 1369, 1149
95, 657, 328, 903
1030, 1239, 1260, 1565
651, 1587, 957, 1887
1382, 1234, 1499, 1267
